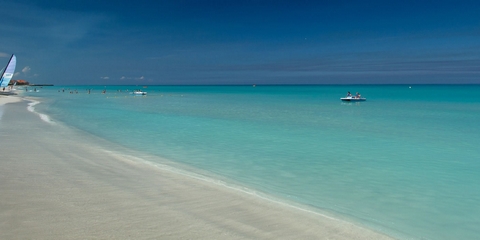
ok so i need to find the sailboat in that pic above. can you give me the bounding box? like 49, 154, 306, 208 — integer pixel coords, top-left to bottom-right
0, 54, 16, 88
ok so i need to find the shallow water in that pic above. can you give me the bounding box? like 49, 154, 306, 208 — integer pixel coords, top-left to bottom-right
24, 85, 480, 239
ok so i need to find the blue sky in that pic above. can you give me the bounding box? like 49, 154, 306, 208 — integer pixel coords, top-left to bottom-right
1, 0, 479, 85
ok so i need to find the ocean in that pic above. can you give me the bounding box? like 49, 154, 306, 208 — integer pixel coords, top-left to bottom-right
22, 85, 480, 239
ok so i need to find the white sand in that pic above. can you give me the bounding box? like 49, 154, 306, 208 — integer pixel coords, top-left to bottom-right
0, 96, 394, 239
0, 95, 20, 105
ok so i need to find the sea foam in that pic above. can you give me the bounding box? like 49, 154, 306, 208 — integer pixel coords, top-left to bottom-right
26, 100, 55, 124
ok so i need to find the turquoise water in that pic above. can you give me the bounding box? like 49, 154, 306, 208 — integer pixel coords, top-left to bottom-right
24, 85, 480, 239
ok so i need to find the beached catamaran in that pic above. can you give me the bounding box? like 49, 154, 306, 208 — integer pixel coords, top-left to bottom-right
0, 54, 17, 88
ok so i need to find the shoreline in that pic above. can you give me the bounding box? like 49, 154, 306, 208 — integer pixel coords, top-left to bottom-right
0, 95, 394, 239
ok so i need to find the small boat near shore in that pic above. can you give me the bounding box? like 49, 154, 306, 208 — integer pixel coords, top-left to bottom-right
341, 96, 366, 102
342, 91, 365, 102
131, 90, 147, 95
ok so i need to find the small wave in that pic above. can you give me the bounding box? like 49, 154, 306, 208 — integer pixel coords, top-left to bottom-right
26, 100, 55, 124
103, 149, 343, 223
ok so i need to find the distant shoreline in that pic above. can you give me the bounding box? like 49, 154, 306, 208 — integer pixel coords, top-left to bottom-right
25, 84, 54, 86
8, 84, 54, 87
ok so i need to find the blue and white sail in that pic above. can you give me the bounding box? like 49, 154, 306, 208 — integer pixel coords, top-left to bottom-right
0, 54, 16, 88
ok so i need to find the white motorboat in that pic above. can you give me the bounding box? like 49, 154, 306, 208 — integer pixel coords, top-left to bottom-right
341, 96, 366, 102
131, 91, 147, 95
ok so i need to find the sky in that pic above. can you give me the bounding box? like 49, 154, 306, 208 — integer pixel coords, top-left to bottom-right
1, 0, 480, 85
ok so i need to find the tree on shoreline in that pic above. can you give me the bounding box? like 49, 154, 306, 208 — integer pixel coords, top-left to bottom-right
10, 79, 30, 85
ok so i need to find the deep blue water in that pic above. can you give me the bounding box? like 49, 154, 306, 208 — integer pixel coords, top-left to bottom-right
23, 85, 480, 239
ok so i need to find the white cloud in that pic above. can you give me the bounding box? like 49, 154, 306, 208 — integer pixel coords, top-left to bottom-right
0, 52, 9, 58
100, 76, 110, 80
12, 66, 38, 79
22, 66, 31, 73
120, 76, 145, 80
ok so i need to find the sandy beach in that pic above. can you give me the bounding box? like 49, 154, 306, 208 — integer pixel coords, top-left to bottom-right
0, 95, 393, 239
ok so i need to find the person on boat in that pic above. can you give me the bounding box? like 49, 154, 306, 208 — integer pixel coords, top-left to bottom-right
355, 92, 361, 98
346, 92, 352, 97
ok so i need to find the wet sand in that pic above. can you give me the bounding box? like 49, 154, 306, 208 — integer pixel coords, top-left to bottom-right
0, 96, 393, 239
